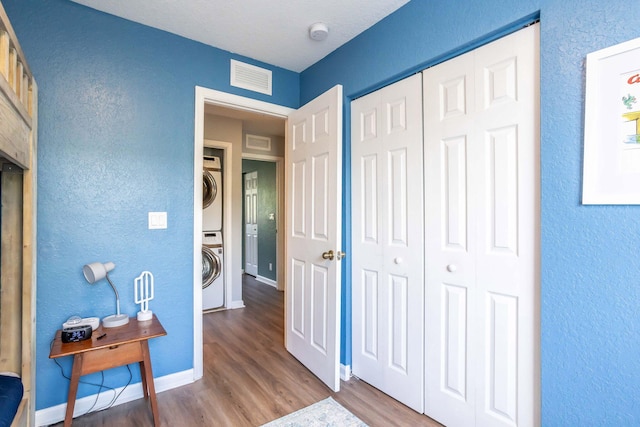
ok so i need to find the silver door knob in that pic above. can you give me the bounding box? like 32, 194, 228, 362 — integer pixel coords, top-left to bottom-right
447, 264, 457, 272
336, 251, 347, 260
322, 250, 335, 261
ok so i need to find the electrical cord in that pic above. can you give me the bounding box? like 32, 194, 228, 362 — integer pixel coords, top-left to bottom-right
50, 338, 134, 415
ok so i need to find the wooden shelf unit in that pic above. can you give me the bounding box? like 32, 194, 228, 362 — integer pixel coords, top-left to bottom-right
0, 1, 37, 426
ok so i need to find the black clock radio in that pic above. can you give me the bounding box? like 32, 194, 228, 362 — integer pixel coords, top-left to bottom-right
61, 324, 92, 343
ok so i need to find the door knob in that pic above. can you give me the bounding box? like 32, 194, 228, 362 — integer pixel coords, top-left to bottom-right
336, 251, 347, 260
394, 257, 403, 264
447, 264, 457, 272
322, 250, 335, 260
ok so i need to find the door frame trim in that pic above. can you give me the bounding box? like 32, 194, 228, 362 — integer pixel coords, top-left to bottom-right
193, 86, 293, 380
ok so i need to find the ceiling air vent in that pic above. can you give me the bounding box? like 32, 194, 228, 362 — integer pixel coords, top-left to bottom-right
230, 59, 272, 96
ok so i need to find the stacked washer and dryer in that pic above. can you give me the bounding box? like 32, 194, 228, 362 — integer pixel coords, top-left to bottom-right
202, 156, 224, 311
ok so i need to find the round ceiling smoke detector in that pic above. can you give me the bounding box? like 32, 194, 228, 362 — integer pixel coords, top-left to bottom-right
309, 22, 329, 41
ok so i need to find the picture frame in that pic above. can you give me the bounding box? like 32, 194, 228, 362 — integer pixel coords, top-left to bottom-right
582, 37, 640, 204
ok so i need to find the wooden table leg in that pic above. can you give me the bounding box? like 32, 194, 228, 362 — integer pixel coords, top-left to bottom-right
140, 341, 160, 426
64, 353, 84, 427
139, 359, 149, 399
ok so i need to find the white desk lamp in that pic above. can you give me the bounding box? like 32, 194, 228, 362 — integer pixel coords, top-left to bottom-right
134, 271, 154, 321
83, 261, 130, 328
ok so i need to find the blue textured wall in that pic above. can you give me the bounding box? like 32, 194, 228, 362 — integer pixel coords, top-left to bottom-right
7, 0, 640, 422
3, 0, 298, 411
301, 0, 640, 424
540, 1, 640, 424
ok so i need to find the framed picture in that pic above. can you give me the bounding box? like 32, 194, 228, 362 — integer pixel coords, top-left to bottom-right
583, 37, 640, 204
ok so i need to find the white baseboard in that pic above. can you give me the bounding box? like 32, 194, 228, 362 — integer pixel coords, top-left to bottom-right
35, 369, 194, 427
227, 299, 245, 309
255, 275, 277, 288
340, 364, 351, 381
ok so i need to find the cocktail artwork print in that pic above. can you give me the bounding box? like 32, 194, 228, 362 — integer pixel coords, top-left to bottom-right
619, 69, 640, 174
583, 37, 640, 204
622, 71, 640, 144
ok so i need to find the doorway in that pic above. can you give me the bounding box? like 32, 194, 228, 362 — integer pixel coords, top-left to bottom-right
192, 87, 292, 380
242, 159, 280, 288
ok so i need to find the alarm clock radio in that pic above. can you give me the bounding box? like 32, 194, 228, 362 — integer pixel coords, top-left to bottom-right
61, 325, 92, 343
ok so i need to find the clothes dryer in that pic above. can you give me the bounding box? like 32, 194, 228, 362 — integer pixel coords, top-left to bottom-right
202, 231, 224, 310
203, 156, 222, 231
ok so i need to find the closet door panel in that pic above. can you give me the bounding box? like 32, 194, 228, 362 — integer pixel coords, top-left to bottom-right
360, 154, 379, 244
424, 50, 477, 427
361, 269, 379, 358
486, 293, 518, 423
473, 24, 539, 427
425, 24, 539, 427
388, 147, 409, 245
443, 135, 469, 250
442, 283, 468, 399
487, 126, 519, 254
352, 73, 424, 413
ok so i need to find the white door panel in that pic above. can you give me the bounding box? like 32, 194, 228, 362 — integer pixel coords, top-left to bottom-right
286, 85, 342, 392
352, 73, 424, 412
473, 25, 539, 427
244, 171, 258, 276
424, 50, 477, 426
424, 24, 539, 427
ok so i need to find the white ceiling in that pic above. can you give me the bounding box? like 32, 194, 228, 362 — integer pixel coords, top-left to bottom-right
69, 0, 410, 73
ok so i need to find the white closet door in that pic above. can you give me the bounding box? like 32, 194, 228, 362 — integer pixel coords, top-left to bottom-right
424, 24, 539, 427
244, 171, 258, 276
423, 49, 478, 426
351, 73, 425, 412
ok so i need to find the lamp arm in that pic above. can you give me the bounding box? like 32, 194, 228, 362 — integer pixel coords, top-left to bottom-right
105, 273, 121, 316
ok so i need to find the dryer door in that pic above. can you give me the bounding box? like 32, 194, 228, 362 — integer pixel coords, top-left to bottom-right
202, 246, 221, 288
203, 169, 217, 209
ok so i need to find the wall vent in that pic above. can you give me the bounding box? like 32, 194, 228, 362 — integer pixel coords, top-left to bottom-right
230, 59, 272, 95
245, 134, 272, 152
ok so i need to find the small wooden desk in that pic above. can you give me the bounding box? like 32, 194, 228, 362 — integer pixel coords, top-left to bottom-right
49, 315, 167, 427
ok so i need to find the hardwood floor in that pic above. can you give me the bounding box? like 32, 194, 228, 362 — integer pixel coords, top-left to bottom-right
53, 275, 442, 426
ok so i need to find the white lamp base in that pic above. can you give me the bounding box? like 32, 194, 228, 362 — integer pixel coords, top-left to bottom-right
137, 310, 153, 321
102, 314, 130, 328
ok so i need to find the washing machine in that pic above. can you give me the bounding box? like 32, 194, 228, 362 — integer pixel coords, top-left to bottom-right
203, 156, 222, 232
202, 231, 224, 310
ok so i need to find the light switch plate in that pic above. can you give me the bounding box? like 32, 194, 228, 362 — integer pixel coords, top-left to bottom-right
148, 212, 167, 229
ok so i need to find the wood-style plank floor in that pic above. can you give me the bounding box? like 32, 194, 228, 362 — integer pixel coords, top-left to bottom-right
53, 275, 442, 426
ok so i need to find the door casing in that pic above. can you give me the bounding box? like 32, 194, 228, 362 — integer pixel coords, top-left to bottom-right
193, 87, 292, 380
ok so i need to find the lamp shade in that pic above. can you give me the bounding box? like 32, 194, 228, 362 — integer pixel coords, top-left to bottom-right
82, 261, 128, 328
83, 262, 115, 284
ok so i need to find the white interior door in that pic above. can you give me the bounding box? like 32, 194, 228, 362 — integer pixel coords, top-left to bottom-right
285, 85, 343, 392
244, 171, 258, 276
423, 24, 539, 427
351, 73, 425, 412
